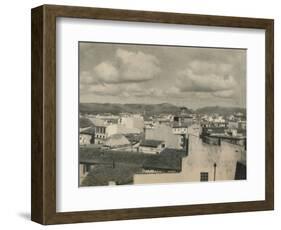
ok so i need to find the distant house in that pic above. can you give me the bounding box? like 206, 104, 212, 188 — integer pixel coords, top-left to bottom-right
145, 124, 181, 149
95, 114, 120, 125
234, 112, 246, 121
80, 127, 95, 145
139, 139, 165, 154
172, 124, 189, 149
172, 124, 188, 135
201, 122, 246, 148
173, 114, 193, 125
104, 134, 130, 149
88, 118, 108, 144
94, 125, 107, 144
106, 123, 141, 137
238, 121, 246, 130
228, 121, 239, 129
201, 126, 226, 137
124, 133, 142, 146
119, 115, 144, 131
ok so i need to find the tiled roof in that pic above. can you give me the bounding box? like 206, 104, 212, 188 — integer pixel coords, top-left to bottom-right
79, 117, 93, 128
160, 148, 187, 157
140, 139, 164, 147
81, 165, 141, 186
143, 154, 181, 171
80, 127, 95, 135
79, 147, 184, 186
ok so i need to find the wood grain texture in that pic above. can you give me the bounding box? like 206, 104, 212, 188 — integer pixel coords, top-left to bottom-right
31, 6, 44, 224
31, 4, 274, 225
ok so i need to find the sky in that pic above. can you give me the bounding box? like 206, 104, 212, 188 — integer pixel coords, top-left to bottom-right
79, 42, 246, 109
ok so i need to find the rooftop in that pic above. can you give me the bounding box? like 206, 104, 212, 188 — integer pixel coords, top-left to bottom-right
79, 117, 93, 128
160, 148, 187, 157
81, 165, 140, 186
140, 139, 164, 147
79, 147, 185, 185
142, 154, 181, 171
124, 133, 142, 144
80, 127, 95, 135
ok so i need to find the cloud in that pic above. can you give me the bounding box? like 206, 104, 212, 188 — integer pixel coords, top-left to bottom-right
87, 84, 121, 96
188, 60, 232, 75
81, 48, 161, 86
212, 90, 235, 98
80, 48, 162, 97
94, 62, 119, 83
122, 84, 164, 97
164, 60, 238, 100
79, 44, 245, 107
83, 81, 165, 98
115, 49, 161, 83
80, 71, 95, 84
176, 62, 237, 93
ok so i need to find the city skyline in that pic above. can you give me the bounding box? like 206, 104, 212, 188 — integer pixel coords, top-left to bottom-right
80, 42, 246, 109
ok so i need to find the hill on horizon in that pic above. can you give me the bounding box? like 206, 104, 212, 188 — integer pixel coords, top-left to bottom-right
80, 103, 188, 116
80, 103, 246, 116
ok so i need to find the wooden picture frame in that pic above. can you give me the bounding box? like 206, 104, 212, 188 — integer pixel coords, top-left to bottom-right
31, 4, 274, 225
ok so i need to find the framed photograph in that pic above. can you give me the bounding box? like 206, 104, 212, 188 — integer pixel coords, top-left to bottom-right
31, 4, 274, 225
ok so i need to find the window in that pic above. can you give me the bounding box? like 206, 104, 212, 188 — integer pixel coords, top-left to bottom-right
200, 172, 209, 182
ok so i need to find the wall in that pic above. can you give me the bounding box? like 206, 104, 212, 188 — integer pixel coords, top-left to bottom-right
120, 116, 144, 130
0, 0, 279, 229
134, 137, 244, 184
146, 124, 181, 148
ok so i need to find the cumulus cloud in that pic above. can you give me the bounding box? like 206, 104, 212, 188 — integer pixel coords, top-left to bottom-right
80, 43, 245, 107
161, 60, 239, 100
82, 48, 161, 86
94, 62, 119, 83
80, 48, 162, 98
188, 60, 232, 75
80, 71, 95, 84
176, 60, 237, 93
177, 69, 236, 92
115, 49, 161, 83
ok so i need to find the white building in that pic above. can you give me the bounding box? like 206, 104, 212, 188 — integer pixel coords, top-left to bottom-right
79, 134, 92, 145
145, 124, 182, 149
104, 134, 131, 149
119, 115, 144, 130
106, 123, 142, 137
139, 139, 165, 154
79, 127, 95, 145
134, 127, 245, 184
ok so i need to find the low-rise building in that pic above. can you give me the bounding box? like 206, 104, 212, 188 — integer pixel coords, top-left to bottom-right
145, 124, 182, 149
134, 130, 246, 184
119, 115, 144, 130
139, 139, 165, 154
79, 127, 95, 145
104, 134, 131, 149
106, 123, 142, 137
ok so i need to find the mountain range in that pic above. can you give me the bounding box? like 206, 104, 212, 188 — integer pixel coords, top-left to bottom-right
80, 103, 246, 116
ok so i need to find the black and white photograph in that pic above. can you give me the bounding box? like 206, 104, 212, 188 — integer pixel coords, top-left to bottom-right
79, 42, 247, 186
